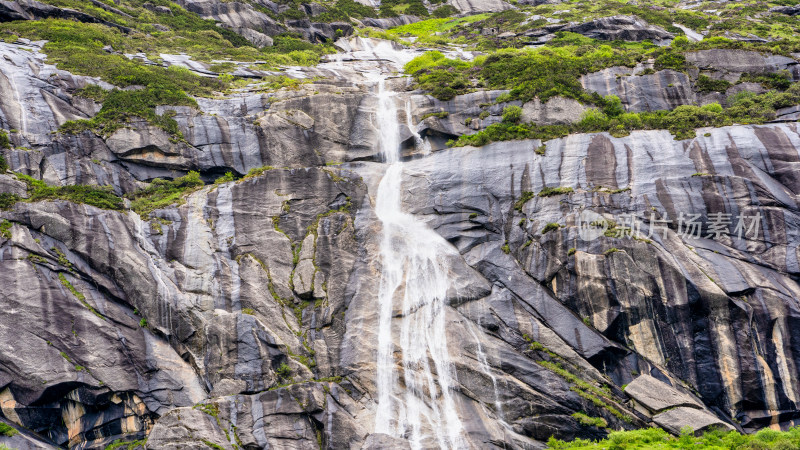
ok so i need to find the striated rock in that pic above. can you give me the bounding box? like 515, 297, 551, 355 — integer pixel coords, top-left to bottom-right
175, 0, 285, 36
654, 407, 735, 435
686, 49, 800, 82
624, 375, 703, 414
582, 68, 695, 112
521, 96, 587, 124
224, 25, 273, 47
361, 15, 419, 29
565, 15, 673, 42
289, 20, 355, 43
448, 0, 513, 13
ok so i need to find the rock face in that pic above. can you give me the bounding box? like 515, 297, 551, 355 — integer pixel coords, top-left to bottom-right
448, 0, 513, 13
3, 31, 800, 450
564, 15, 673, 42
686, 49, 800, 82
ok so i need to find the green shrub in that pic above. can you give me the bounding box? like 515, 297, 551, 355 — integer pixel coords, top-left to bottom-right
0, 193, 19, 210
214, 172, 237, 184
539, 186, 574, 197
695, 75, 732, 93
432, 5, 457, 18
502, 105, 523, 123
0, 422, 17, 437
16, 174, 124, 210
276, 362, 291, 380
571, 412, 607, 428
0, 130, 10, 149
0, 220, 11, 239
0, 153, 7, 173
514, 191, 535, 211
542, 222, 561, 234
126, 171, 205, 217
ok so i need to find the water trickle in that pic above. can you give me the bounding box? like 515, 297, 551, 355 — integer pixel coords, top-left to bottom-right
373, 77, 464, 449
467, 320, 504, 421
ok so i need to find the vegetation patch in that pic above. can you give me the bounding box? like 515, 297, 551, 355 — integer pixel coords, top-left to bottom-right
126, 171, 204, 217
16, 174, 124, 210
59, 273, 105, 320
0, 220, 11, 239
0, 422, 17, 437
571, 412, 607, 429
548, 426, 800, 449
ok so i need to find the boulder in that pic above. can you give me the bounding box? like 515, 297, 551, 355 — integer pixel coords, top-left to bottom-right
565, 15, 673, 42
686, 49, 800, 81
448, 0, 513, 13
770, 6, 800, 16
653, 407, 735, 435
361, 15, 419, 29
581, 68, 695, 112
521, 96, 587, 124
623, 375, 702, 414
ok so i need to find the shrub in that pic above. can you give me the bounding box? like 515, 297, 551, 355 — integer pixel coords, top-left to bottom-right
214, 172, 237, 184
695, 75, 732, 93
126, 171, 205, 217
0, 220, 11, 239
542, 222, 561, 234
539, 186, 574, 197
16, 174, 124, 210
276, 362, 291, 380
432, 5, 457, 18
0, 130, 10, 149
571, 412, 607, 428
0, 193, 19, 210
0, 422, 17, 437
502, 105, 523, 123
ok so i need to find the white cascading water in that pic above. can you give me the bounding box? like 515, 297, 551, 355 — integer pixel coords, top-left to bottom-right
372, 77, 465, 449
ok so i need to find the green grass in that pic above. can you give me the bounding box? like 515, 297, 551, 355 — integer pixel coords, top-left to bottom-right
276, 362, 292, 381
539, 187, 574, 197
15, 174, 124, 210
125, 171, 204, 217
542, 223, 561, 234
0, 422, 17, 437
104, 439, 146, 450
0, 220, 10, 239
571, 412, 607, 428
549, 426, 800, 449
59, 273, 105, 320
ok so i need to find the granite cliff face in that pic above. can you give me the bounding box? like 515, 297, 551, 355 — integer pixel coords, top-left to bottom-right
2, 2, 800, 449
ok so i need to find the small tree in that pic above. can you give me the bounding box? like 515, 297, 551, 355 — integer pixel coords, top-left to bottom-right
502, 105, 523, 123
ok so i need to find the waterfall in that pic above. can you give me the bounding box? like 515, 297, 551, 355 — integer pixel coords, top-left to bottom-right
372, 78, 465, 449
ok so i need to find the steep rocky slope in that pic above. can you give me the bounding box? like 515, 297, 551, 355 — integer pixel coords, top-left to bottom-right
2, 1, 800, 449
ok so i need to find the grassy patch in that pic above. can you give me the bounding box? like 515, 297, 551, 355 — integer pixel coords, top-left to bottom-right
539, 187, 574, 197
548, 426, 800, 449
125, 171, 204, 217
16, 174, 124, 210
0, 422, 17, 437
59, 273, 105, 320
0, 220, 10, 239
542, 223, 561, 234
571, 412, 607, 428
104, 439, 146, 450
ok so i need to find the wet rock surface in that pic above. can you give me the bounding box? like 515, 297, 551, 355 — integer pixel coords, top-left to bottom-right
2, 29, 800, 449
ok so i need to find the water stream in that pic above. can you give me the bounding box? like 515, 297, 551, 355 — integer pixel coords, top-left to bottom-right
372, 77, 465, 449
